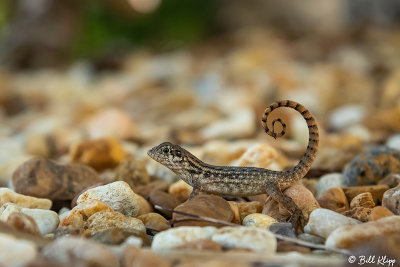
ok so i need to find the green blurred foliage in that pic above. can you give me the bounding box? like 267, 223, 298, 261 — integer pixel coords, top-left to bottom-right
74, 0, 218, 58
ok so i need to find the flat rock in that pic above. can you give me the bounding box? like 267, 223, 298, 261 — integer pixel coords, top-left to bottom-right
42, 236, 119, 267
368, 206, 395, 221
12, 158, 101, 200
0, 187, 52, 209
151, 226, 217, 250
77, 181, 141, 217
211, 226, 276, 253
173, 195, 233, 227
242, 213, 276, 229
342, 185, 389, 205
70, 138, 126, 172
382, 184, 400, 215
137, 213, 170, 231
0, 233, 37, 266
326, 216, 400, 249
149, 190, 181, 218
316, 187, 349, 213
304, 208, 361, 238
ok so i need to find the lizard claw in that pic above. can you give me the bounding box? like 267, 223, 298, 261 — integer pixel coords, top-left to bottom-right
288, 209, 305, 235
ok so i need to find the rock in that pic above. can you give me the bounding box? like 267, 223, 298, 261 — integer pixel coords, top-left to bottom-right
89, 228, 150, 246
136, 195, 153, 216
138, 213, 170, 231
268, 222, 296, 238
70, 138, 127, 171
60, 199, 114, 228
316, 187, 349, 213
12, 158, 101, 200
124, 246, 171, 267
71, 182, 104, 208
168, 180, 192, 202
304, 209, 361, 238
234, 143, 286, 171
211, 226, 276, 253
387, 134, 400, 150
328, 105, 366, 131
151, 226, 217, 250
368, 206, 395, 221
77, 181, 141, 217
227, 201, 240, 224
25, 134, 57, 158
149, 190, 181, 218
0, 233, 37, 266
382, 185, 400, 215
175, 239, 222, 251
315, 173, 344, 196
325, 216, 400, 249
6, 212, 41, 235
173, 195, 233, 227
350, 192, 375, 209
85, 210, 146, 236
263, 185, 319, 221
342, 185, 389, 205
277, 240, 311, 254
242, 213, 276, 229
134, 180, 171, 199
0, 203, 59, 235
0, 187, 52, 209
343, 207, 371, 222
114, 157, 150, 188
237, 201, 263, 222
42, 236, 119, 266
87, 108, 137, 140
378, 173, 400, 188
298, 233, 325, 244
301, 178, 318, 196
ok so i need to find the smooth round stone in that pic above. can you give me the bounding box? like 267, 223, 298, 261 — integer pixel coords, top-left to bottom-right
114, 157, 150, 188
174, 239, 222, 251
383, 185, 400, 215
0, 233, 37, 266
149, 190, 181, 219
173, 195, 233, 227
0, 187, 52, 209
234, 143, 284, 170
70, 138, 127, 172
242, 213, 276, 229
328, 105, 365, 130
77, 181, 141, 217
368, 206, 395, 221
137, 213, 170, 231
168, 180, 192, 203
151, 226, 217, 251
42, 237, 119, 266
123, 246, 171, 267
136, 194, 153, 216
386, 134, 400, 150
85, 210, 146, 235
6, 212, 41, 235
350, 192, 375, 209
237, 201, 263, 222
12, 158, 101, 200
269, 222, 296, 238
315, 173, 344, 196
316, 187, 349, 213
325, 216, 400, 249
211, 226, 276, 253
304, 208, 361, 238
378, 173, 400, 188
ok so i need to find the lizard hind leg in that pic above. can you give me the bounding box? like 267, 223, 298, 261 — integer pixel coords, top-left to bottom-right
265, 183, 305, 234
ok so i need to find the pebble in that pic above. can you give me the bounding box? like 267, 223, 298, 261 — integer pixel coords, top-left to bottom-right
382, 184, 400, 215
315, 173, 344, 196
90, 228, 150, 246
151, 226, 217, 250
70, 138, 127, 171
342, 185, 389, 205
211, 226, 276, 253
242, 213, 276, 229
378, 173, 400, 188
298, 233, 325, 244
277, 240, 311, 254
234, 143, 285, 170
343, 207, 371, 222
0, 203, 59, 235
137, 213, 170, 231
12, 158, 101, 200
25, 133, 57, 158
168, 180, 193, 202
325, 216, 400, 249
237, 201, 263, 222
85, 210, 146, 235
149, 190, 181, 218
6, 212, 41, 235
304, 208, 361, 238
175, 239, 222, 251
114, 157, 150, 188
269, 222, 296, 238
386, 133, 400, 150
173, 195, 233, 227
316, 187, 349, 213
123, 246, 171, 267
0, 233, 37, 267
42, 236, 119, 266
87, 108, 137, 140
350, 192, 375, 209
136, 194, 153, 216
368, 206, 395, 221
134, 180, 171, 199
60, 199, 114, 228
328, 105, 365, 130
77, 181, 141, 217
0, 187, 52, 209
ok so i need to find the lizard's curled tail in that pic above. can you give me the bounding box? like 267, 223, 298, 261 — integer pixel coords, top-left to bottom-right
261, 100, 319, 182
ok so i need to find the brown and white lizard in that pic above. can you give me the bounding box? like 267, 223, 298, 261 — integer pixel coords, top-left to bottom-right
148, 100, 319, 231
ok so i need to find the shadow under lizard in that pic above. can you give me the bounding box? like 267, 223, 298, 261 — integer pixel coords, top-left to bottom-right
148, 100, 319, 231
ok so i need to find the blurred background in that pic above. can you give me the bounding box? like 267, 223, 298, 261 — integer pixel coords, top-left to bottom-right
1, 0, 400, 184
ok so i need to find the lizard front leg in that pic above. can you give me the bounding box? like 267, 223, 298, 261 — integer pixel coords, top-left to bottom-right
265, 183, 305, 234
189, 186, 201, 200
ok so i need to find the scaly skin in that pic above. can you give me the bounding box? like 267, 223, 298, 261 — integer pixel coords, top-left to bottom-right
148, 100, 319, 232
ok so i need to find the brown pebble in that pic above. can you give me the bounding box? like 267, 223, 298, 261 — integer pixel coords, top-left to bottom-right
6, 212, 40, 235
378, 173, 400, 188
277, 241, 311, 254
173, 195, 233, 227
149, 190, 181, 218
123, 246, 171, 267
317, 187, 350, 213
343, 207, 371, 222
137, 213, 170, 231
368, 206, 395, 221
175, 239, 222, 251
382, 184, 400, 215
350, 192, 375, 209
12, 158, 101, 200
342, 185, 389, 205
114, 157, 150, 188
134, 180, 171, 199
237, 201, 262, 222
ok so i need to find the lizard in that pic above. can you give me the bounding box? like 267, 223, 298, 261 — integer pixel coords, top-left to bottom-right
147, 100, 319, 231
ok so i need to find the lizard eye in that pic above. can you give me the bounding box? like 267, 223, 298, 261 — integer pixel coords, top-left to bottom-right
162, 147, 169, 154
